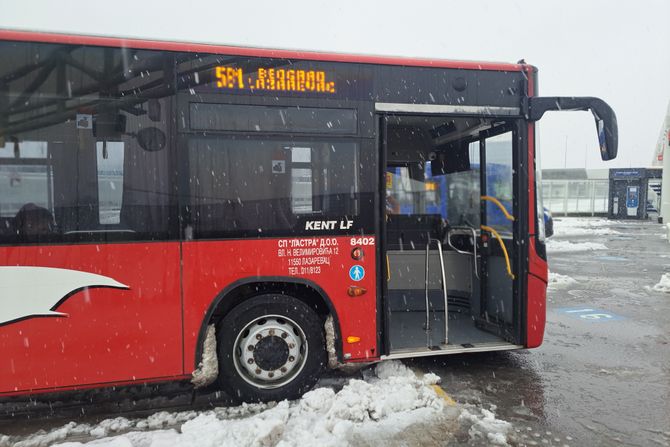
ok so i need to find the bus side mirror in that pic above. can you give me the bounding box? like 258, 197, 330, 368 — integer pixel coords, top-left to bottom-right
592, 105, 618, 162
528, 96, 618, 161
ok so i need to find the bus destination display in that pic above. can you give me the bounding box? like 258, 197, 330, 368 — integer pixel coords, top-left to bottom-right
215, 66, 336, 94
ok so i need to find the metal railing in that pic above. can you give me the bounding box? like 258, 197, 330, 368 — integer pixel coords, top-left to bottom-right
542, 179, 609, 216
424, 237, 448, 345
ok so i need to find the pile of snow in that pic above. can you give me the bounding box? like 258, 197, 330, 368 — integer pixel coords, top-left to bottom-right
648, 273, 670, 293
458, 407, 512, 445
547, 272, 577, 289
546, 240, 607, 253
11, 361, 459, 447
191, 325, 218, 388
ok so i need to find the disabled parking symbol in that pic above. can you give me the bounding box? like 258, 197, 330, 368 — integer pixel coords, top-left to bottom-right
349, 265, 365, 281
557, 307, 624, 322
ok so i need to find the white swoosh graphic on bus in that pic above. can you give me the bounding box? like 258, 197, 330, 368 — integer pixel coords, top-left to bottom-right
0, 267, 129, 325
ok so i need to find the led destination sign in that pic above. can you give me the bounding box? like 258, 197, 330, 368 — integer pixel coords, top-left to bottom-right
215, 66, 336, 94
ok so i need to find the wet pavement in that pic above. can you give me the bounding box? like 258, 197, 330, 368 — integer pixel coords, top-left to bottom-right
2, 218, 669, 446
420, 218, 670, 446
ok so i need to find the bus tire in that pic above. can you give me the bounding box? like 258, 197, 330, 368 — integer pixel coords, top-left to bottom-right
216, 294, 326, 403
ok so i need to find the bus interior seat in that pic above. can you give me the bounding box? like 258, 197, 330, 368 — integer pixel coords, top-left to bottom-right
14, 203, 55, 237
0, 217, 15, 237
386, 214, 445, 250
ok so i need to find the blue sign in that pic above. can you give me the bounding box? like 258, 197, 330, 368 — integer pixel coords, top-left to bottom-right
557, 307, 624, 322
349, 265, 365, 281
611, 168, 642, 179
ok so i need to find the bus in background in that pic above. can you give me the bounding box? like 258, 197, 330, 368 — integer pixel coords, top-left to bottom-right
0, 30, 617, 403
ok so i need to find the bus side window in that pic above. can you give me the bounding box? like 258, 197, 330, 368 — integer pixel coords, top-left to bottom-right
187, 138, 361, 238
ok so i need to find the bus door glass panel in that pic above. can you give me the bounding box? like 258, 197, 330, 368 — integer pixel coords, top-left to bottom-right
447, 142, 480, 228
481, 131, 514, 325
484, 132, 513, 235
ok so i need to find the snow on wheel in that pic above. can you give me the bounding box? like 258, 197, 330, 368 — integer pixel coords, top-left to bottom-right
217, 294, 326, 403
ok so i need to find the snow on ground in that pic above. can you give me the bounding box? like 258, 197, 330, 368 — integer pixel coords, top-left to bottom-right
553, 218, 611, 228
3, 361, 516, 447
548, 272, 577, 290
553, 226, 620, 237
646, 273, 670, 293
553, 217, 637, 228
548, 218, 615, 248
459, 408, 511, 446
551, 217, 622, 237
546, 240, 608, 253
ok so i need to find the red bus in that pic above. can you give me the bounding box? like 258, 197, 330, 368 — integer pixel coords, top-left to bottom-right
0, 30, 617, 403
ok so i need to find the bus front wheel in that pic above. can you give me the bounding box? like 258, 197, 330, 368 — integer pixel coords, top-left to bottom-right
216, 294, 326, 403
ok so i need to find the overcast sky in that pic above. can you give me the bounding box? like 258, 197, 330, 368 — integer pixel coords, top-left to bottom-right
1, 0, 668, 170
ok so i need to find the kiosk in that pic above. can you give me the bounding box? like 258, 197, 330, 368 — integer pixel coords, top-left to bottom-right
608, 168, 662, 219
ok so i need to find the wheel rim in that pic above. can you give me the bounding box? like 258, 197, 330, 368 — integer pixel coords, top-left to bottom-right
232, 314, 308, 389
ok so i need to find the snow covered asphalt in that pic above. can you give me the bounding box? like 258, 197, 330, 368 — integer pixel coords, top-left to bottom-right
3, 361, 516, 447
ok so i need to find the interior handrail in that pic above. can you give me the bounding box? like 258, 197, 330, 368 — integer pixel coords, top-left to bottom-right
481, 225, 515, 280
386, 255, 391, 283
425, 237, 449, 345
446, 226, 479, 279
481, 196, 515, 222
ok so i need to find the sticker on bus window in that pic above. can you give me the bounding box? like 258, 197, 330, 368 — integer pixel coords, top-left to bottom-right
272, 160, 286, 174
76, 114, 92, 129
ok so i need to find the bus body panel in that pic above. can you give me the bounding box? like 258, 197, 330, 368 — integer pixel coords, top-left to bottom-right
526, 264, 547, 348
182, 236, 378, 371
524, 85, 548, 348
0, 242, 182, 395
0, 29, 524, 73
0, 31, 570, 398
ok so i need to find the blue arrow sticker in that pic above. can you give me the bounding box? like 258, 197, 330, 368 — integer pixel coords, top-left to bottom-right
349, 265, 365, 281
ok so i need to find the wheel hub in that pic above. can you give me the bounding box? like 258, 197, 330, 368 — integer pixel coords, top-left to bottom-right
234, 316, 307, 388
253, 336, 289, 371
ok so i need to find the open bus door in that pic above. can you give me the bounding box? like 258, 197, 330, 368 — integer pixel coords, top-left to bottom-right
379, 113, 522, 358
475, 125, 518, 342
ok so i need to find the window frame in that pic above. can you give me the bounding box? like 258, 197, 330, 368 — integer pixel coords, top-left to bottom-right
179, 132, 373, 240
177, 93, 375, 240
